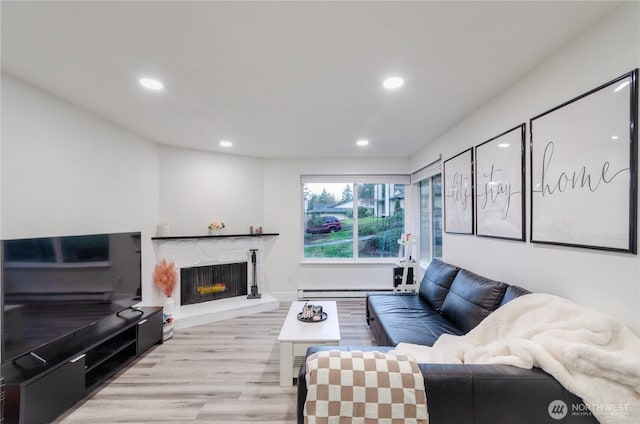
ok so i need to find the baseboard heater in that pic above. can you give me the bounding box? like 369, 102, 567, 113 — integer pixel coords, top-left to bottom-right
297, 288, 394, 299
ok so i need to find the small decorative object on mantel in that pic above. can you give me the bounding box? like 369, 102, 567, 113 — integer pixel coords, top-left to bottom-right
297, 302, 327, 322
156, 220, 170, 237
208, 220, 225, 235
153, 259, 177, 316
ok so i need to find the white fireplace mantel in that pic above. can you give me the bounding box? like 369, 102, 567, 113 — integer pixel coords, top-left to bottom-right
152, 234, 279, 329
151, 232, 279, 241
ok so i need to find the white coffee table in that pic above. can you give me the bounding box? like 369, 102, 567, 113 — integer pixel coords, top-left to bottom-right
277, 300, 341, 386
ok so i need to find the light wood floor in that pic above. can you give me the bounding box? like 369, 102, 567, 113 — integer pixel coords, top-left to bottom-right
54, 299, 374, 423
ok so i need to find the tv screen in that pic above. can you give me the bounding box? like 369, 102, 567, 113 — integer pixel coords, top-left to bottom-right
2, 231, 141, 363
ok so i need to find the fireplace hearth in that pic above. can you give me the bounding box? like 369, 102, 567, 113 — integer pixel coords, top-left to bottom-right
180, 262, 248, 306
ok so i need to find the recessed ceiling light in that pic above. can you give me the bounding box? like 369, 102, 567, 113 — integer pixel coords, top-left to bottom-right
219, 140, 233, 148
611, 135, 619, 140
139, 78, 164, 91
356, 139, 369, 147
498, 143, 510, 148
382, 77, 404, 90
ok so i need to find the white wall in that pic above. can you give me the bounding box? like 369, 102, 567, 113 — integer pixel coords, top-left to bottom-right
0, 74, 160, 304
411, 2, 640, 334
157, 145, 264, 236
263, 157, 410, 298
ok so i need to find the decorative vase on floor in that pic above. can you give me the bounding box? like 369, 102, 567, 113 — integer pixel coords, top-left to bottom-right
164, 296, 175, 315
162, 297, 175, 342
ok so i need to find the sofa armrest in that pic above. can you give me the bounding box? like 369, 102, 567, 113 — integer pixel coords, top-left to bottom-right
422, 364, 599, 424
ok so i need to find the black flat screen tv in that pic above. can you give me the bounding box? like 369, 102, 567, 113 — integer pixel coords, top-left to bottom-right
1, 231, 142, 363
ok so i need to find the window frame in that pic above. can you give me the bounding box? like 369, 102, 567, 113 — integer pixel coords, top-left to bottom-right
300, 174, 410, 264
418, 175, 443, 267
410, 158, 443, 269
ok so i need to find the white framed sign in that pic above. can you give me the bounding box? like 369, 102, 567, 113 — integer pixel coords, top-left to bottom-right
444, 148, 474, 234
475, 124, 525, 241
530, 69, 638, 253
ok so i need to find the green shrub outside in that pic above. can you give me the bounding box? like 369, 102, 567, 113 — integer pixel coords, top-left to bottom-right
361, 227, 403, 257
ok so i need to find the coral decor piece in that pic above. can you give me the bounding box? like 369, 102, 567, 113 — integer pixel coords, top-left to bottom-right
153, 259, 177, 297
208, 220, 225, 230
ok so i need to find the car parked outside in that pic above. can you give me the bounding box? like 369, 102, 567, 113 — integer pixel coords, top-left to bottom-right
306, 216, 342, 234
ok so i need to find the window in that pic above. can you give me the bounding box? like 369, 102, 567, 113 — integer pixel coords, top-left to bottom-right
302, 176, 408, 261
419, 174, 442, 264
304, 181, 354, 259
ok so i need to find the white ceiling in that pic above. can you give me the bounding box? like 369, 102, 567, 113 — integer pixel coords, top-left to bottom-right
1, 1, 622, 158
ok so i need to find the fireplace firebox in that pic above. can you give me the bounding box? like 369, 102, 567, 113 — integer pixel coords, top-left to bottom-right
180, 262, 248, 306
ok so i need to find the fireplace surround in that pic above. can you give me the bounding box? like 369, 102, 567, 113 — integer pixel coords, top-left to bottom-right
151, 233, 279, 328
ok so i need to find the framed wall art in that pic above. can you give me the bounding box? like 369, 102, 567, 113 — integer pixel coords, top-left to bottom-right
444, 148, 474, 234
530, 69, 638, 253
475, 124, 526, 241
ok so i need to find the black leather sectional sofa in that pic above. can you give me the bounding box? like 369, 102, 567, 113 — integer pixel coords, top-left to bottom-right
297, 259, 599, 424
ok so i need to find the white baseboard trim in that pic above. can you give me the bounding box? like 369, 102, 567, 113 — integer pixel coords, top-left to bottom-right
296, 288, 394, 299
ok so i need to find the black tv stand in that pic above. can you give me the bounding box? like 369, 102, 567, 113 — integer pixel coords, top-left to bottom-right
10, 351, 48, 369
28, 352, 47, 366
2, 306, 162, 424
116, 305, 145, 318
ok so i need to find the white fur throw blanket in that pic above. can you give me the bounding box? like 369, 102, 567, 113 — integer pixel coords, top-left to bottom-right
392, 293, 640, 424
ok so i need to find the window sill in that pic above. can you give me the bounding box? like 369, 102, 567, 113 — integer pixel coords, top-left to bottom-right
299, 258, 397, 265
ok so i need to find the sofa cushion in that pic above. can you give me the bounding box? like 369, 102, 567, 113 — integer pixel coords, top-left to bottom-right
440, 269, 507, 332
499, 284, 531, 307
418, 259, 460, 310
367, 293, 464, 346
